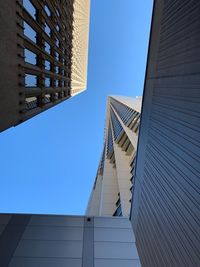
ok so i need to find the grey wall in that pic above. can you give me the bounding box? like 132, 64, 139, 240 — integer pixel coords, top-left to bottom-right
131, 0, 200, 266
0, 214, 140, 267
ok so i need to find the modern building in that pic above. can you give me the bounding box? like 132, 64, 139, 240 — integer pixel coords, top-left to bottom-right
86, 96, 142, 217
1, 1, 200, 267
131, 0, 200, 266
0, 0, 90, 132
0, 213, 141, 267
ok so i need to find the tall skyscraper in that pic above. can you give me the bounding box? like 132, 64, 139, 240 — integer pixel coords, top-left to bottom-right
131, 1, 200, 266
0, 0, 90, 132
86, 96, 142, 217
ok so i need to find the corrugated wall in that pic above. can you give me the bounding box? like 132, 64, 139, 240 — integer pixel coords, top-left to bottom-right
131, 0, 200, 266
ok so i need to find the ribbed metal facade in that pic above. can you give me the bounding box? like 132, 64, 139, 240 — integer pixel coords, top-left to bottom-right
131, 1, 200, 266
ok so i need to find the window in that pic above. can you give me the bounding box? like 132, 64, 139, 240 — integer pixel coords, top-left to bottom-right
26, 96, 38, 110
55, 66, 59, 74
45, 77, 51, 87
44, 22, 51, 37
55, 52, 59, 61
25, 74, 37, 87
55, 80, 59, 87
45, 60, 51, 71
56, 9, 60, 17
24, 49, 37, 65
55, 37, 60, 47
44, 42, 51, 54
44, 5, 51, 17
23, 0, 37, 20
56, 24, 60, 32
24, 21, 37, 43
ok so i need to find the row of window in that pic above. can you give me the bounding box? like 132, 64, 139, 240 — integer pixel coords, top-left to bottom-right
22, 0, 71, 88
110, 98, 138, 126
110, 108, 124, 141
25, 74, 69, 88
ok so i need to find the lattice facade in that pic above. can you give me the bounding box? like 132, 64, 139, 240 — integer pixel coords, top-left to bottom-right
0, 0, 90, 132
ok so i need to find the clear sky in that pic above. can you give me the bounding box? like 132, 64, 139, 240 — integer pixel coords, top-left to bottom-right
0, 0, 153, 215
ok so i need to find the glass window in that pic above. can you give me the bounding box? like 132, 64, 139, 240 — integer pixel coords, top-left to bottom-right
24, 21, 37, 43
25, 74, 37, 87
45, 60, 51, 71
44, 42, 51, 54
55, 52, 59, 61
23, 0, 37, 20
24, 49, 37, 65
44, 5, 51, 17
45, 77, 51, 87
55, 80, 59, 87
56, 24, 60, 32
55, 66, 59, 74
56, 9, 60, 17
44, 22, 51, 37
55, 37, 60, 47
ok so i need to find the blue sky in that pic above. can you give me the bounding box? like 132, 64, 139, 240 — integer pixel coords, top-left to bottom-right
0, 0, 153, 215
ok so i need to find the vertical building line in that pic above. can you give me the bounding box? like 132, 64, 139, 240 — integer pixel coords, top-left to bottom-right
82, 216, 94, 267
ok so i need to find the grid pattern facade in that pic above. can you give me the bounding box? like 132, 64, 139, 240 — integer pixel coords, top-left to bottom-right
21, 0, 74, 112
0, 0, 90, 132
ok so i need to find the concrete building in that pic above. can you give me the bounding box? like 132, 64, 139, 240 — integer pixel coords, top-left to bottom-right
86, 96, 142, 217
1, 1, 200, 266
131, 0, 200, 266
0, 0, 90, 132
0, 213, 141, 267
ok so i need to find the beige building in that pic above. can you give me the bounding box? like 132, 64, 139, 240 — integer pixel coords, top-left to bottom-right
86, 96, 142, 217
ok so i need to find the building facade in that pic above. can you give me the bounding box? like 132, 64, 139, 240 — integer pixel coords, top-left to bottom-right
86, 96, 142, 217
0, 213, 141, 267
0, 0, 90, 132
131, 0, 200, 266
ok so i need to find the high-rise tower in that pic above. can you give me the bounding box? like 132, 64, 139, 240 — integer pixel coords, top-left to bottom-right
0, 0, 90, 132
86, 96, 142, 217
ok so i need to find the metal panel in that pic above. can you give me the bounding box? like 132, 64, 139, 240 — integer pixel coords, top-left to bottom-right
0, 215, 30, 267
94, 242, 138, 259
29, 215, 84, 227
131, 0, 200, 266
9, 258, 82, 267
14, 239, 83, 258
94, 217, 131, 229
95, 259, 141, 267
94, 227, 135, 242
22, 226, 83, 240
